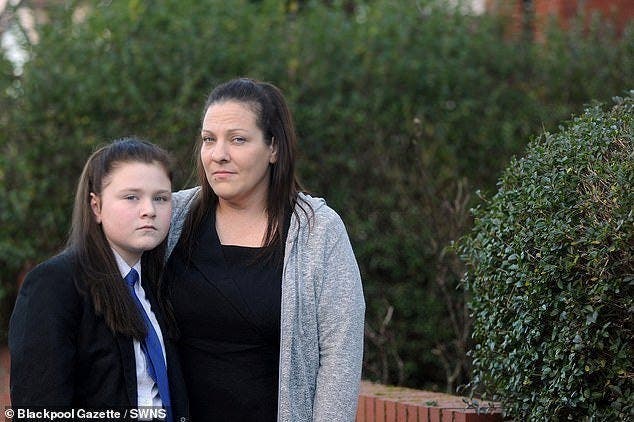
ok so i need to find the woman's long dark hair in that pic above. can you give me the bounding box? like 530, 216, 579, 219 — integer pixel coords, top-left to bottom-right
67, 138, 173, 340
179, 78, 308, 264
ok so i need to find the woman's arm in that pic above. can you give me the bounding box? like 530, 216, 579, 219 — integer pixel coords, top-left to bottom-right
9, 255, 80, 406
312, 220, 365, 421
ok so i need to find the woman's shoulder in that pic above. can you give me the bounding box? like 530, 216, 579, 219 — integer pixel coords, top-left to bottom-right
172, 187, 200, 214
168, 187, 202, 257
296, 192, 346, 229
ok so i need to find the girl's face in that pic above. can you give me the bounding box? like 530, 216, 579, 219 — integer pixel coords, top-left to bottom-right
90, 161, 172, 266
200, 101, 277, 209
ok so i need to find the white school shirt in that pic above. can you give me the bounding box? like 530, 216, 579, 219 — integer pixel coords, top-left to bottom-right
113, 251, 167, 409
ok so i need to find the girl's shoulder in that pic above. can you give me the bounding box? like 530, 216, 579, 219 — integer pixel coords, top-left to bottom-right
20, 250, 82, 300
27, 250, 76, 277
11, 250, 84, 346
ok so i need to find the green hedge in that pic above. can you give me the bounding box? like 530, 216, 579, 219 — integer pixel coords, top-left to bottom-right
459, 94, 633, 419
1, 0, 632, 391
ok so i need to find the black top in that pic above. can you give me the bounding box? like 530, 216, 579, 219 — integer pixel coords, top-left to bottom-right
167, 210, 284, 421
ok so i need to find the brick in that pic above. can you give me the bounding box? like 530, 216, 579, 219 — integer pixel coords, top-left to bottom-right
453, 410, 483, 422
451, 409, 505, 422
0, 347, 10, 408
405, 404, 418, 422
375, 398, 386, 422
385, 400, 397, 421
365, 396, 376, 421
429, 407, 442, 422
476, 412, 504, 422
453, 411, 470, 422
417, 405, 430, 422
397, 402, 408, 422
442, 408, 453, 422
356, 395, 366, 422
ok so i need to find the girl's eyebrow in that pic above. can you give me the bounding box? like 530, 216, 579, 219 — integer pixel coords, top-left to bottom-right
118, 188, 172, 194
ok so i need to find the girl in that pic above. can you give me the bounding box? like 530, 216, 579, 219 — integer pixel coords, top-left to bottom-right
9, 138, 187, 421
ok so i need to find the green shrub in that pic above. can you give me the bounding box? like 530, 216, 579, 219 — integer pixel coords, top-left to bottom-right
459, 94, 633, 419
0, 46, 24, 310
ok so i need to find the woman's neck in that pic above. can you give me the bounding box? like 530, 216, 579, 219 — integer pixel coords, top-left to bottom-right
215, 200, 269, 247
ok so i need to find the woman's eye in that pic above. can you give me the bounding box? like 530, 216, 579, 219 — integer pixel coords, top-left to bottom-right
154, 195, 169, 202
232, 137, 246, 144
202, 136, 215, 143
124, 195, 138, 200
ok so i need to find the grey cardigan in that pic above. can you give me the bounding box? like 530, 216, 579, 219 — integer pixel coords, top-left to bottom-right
167, 188, 365, 421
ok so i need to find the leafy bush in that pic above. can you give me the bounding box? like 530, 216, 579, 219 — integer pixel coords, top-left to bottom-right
459, 94, 633, 419
1, 0, 632, 390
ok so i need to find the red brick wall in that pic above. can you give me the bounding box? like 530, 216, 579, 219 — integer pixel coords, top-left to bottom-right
356, 382, 503, 422
534, 0, 634, 32
1, 347, 9, 408
487, 0, 634, 37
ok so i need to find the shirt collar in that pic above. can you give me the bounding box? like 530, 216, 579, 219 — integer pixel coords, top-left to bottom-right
112, 249, 142, 281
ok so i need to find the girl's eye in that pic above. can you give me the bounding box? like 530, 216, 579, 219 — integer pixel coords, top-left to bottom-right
202, 136, 215, 143
124, 195, 138, 200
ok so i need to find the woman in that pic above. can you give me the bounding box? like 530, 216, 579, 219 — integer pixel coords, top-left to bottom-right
9, 139, 188, 421
163, 78, 365, 421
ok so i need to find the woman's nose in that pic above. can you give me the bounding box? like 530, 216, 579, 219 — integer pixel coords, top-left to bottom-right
211, 139, 230, 162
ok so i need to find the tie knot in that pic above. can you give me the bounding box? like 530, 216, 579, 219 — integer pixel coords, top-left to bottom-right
124, 268, 139, 287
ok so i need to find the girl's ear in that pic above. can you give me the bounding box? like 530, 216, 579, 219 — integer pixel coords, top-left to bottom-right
90, 193, 102, 224
269, 136, 278, 164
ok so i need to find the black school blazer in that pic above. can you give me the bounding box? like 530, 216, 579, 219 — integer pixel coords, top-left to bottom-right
8, 251, 188, 420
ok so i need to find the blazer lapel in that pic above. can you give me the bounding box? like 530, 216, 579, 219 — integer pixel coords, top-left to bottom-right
116, 336, 138, 406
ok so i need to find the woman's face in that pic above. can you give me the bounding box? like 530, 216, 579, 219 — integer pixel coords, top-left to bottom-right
200, 100, 277, 209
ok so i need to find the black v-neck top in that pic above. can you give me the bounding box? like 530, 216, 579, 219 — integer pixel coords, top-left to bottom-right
167, 210, 283, 421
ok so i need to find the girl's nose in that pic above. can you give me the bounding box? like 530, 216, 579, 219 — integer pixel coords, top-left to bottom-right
140, 198, 156, 217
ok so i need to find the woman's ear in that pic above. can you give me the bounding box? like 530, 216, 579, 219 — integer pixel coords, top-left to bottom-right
269, 137, 278, 164
90, 193, 102, 224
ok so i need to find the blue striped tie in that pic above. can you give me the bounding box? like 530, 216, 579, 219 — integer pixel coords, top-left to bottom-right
124, 268, 172, 422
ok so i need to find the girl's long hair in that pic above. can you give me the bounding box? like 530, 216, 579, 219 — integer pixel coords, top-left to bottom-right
67, 137, 173, 340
